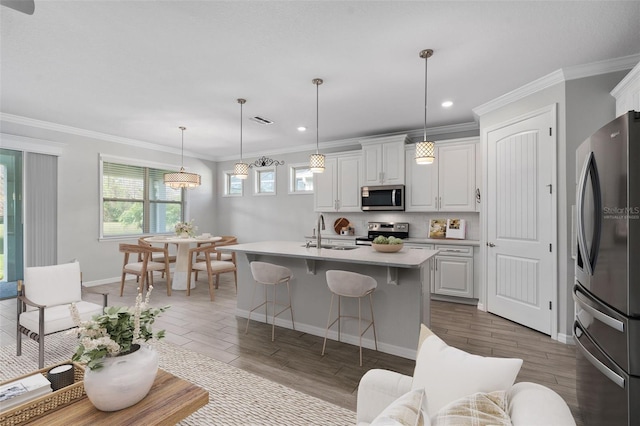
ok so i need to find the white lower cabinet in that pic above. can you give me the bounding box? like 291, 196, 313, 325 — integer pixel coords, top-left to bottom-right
433, 244, 474, 298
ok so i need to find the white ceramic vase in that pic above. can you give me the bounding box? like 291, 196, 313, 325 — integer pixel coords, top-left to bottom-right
83, 344, 159, 411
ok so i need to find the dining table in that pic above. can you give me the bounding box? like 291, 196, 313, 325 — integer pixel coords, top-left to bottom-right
145, 235, 222, 290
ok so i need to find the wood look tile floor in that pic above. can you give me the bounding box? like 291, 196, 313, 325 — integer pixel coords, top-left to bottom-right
0, 275, 582, 424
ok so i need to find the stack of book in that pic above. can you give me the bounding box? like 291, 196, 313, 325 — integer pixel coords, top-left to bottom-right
0, 373, 53, 411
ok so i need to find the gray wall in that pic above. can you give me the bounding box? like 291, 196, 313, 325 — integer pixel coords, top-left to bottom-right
55, 134, 216, 283
477, 70, 626, 339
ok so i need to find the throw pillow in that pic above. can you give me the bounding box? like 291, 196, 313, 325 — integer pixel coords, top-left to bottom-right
433, 391, 511, 426
411, 324, 522, 415
370, 388, 430, 426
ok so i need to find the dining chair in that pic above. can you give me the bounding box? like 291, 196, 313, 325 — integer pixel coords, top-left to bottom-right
17, 261, 108, 368
138, 237, 176, 279
119, 243, 172, 297
187, 244, 237, 301
194, 236, 237, 281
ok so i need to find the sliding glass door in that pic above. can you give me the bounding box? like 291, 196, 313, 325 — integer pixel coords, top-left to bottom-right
0, 149, 23, 299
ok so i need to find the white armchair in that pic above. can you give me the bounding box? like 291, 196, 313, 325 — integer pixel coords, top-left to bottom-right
16, 262, 107, 368
356, 324, 576, 426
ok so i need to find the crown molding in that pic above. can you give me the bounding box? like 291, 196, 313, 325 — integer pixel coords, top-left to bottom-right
216, 122, 478, 162
473, 53, 640, 118
0, 113, 213, 161
0, 133, 66, 156
610, 60, 640, 98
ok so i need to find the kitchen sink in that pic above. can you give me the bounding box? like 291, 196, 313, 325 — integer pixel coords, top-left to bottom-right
302, 244, 359, 250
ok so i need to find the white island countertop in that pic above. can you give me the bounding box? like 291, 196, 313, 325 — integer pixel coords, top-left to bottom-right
217, 240, 438, 269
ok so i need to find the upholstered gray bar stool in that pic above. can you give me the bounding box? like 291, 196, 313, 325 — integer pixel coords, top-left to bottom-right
245, 261, 295, 341
322, 270, 378, 366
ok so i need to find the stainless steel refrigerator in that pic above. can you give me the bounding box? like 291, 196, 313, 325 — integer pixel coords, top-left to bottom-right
574, 111, 640, 426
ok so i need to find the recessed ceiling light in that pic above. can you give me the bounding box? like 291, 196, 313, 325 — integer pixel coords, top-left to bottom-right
441, 101, 453, 108
297, 126, 307, 132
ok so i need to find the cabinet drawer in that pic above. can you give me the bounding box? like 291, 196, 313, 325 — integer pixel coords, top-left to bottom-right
434, 244, 472, 257
404, 243, 434, 250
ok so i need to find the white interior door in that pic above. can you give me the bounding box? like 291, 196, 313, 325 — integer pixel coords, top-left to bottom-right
486, 107, 556, 335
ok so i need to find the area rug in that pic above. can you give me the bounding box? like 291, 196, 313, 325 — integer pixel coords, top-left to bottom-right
0, 334, 356, 425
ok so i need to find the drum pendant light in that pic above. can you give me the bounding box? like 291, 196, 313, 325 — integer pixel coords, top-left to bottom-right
415, 49, 435, 165
233, 98, 249, 179
309, 78, 325, 173
164, 126, 201, 189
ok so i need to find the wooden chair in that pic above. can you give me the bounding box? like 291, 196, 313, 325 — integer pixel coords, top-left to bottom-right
194, 236, 237, 281
119, 243, 172, 297
17, 262, 108, 368
138, 237, 176, 279
187, 244, 237, 301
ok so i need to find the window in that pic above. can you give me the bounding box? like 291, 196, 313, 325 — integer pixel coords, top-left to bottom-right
224, 171, 243, 196
101, 161, 184, 237
253, 167, 276, 195
288, 163, 314, 194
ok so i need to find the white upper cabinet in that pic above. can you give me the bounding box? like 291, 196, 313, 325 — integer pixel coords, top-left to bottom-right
611, 61, 640, 116
314, 151, 361, 212
405, 138, 478, 212
360, 134, 408, 186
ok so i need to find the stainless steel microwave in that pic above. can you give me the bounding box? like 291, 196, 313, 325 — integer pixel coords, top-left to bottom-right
361, 185, 405, 211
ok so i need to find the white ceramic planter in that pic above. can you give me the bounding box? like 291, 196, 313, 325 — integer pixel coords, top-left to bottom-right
83, 344, 159, 411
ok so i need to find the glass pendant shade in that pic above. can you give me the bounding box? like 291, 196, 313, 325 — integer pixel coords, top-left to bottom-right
415, 140, 435, 165
309, 153, 325, 173
233, 162, 249, 179
164, 126, 201, 189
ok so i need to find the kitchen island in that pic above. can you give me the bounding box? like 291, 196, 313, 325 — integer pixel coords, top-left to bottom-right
217, 241, 438, 359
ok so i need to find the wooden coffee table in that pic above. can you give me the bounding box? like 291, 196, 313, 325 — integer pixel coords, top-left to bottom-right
27, 369, 208, 425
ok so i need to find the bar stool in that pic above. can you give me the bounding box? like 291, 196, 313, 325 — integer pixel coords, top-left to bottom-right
245, 261, 295, 341
322, 270, 378, 366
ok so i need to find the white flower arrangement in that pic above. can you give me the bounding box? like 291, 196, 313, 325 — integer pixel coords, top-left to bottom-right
174, 219, 197, 237
69, 287, 169, 370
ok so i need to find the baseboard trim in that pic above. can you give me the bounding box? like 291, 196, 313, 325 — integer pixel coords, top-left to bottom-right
235, 308, 417, 360
557, 332, 575, 345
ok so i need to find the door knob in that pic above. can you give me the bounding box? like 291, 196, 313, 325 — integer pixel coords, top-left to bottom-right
487, 242, 495, 247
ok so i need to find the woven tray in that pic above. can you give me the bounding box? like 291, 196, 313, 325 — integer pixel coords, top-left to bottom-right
0, 361, 85, 426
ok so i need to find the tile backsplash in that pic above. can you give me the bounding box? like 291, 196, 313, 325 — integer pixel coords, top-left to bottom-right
316, 211, 480, 241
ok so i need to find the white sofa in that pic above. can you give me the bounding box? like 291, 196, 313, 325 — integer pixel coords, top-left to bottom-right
356, 325, 576, 426
356, 369, 576, 425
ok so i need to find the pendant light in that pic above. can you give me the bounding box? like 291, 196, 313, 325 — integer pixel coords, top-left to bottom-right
309, 78, 325, 173
164, 126, 201, 189
415, 49, 435, 165
233, 98, 249, 179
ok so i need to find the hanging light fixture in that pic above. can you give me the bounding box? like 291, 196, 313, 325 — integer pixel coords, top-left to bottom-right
309, 78, 325, 173
164, 126, 201, 189
415, 49, 435, 165
233, 98, 249, 179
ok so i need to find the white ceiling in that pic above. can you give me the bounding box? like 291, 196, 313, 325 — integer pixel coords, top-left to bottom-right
1, 1, 639, 161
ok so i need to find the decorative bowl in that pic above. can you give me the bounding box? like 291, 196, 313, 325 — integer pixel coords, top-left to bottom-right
372, 243, 403, 253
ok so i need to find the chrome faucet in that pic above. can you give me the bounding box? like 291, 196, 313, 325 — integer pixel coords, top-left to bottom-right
317, 214, 325, 248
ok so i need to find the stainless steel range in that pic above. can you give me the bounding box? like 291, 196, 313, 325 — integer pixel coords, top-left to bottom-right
355, 222, 409, 245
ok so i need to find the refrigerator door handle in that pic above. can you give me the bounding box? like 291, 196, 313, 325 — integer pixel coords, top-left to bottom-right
573, 285, 625, 332
574, 322, 626, 389
576, 152, 593, 275
576, 151, 602, 275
